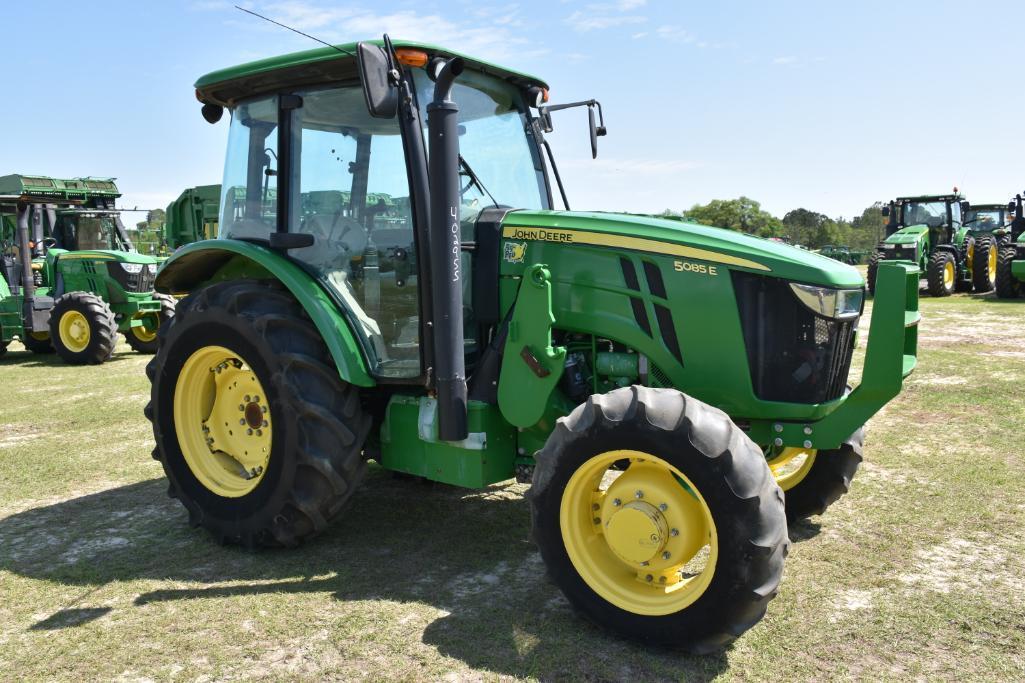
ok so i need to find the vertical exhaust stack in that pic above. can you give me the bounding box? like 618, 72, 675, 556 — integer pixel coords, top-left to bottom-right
16, 205, 36, 314
427, 57, 468, 441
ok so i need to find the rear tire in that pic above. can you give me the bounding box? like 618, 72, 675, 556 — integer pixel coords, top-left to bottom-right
996, 246, 1021, 299
146, 279, 371, 547
21, 332, 54, 354
866, 251, 881, 296
48, 292, 117, 364
926, 251, 956, 297
530, 386, 788, 652
971, 236, 996, 293
774, 428, 864, 522
125, 293, 176, 354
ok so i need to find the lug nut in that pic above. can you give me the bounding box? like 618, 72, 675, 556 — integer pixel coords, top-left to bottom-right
662, 551, 671, 560
592, 503, 600, 511
803, 426, 813, 435
262, 420, 268, 428
239, 404, 245, 411
256, 429, 263, 437
659, 576, 667, 584
261, 406, 268, 414
247, 428, 253, 435
634, 490, 644, 499
612, 498, 621, 507
239, 418, 246, 425
670, 528, 679, 537
244, 395, 251, 402
593, 517, 601, 525
803, 440, 813, 449
253, 396, 260, 402
773, 423, 783, 433
645, 574, 653, 582
774, 437, 783, 447
659, 503, 668, 512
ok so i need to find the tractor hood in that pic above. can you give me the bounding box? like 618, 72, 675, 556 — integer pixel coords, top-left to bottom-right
883, 225, 929, 245
502, 210, 863, 288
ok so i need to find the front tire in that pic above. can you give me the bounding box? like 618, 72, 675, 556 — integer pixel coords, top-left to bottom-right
972, 236, 996, 293
866, 251, 882, 296
996, 246, 1021, 299
48, 292, 117, 364
529, 386, 788, 652
768, 428, 864, 522
146, 280, 371, 547
125, 293, 176, 354
927, 251, 956, 297
21, 331, 55, 354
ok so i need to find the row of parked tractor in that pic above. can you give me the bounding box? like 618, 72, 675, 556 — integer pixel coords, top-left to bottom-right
867, 190, 1025, 299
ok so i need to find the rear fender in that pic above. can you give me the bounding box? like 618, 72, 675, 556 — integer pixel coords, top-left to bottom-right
155, 239, 374, 387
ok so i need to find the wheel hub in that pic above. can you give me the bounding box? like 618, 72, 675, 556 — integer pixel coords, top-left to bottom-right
604, 501, 668, 564
60, 310, 90, 351
174, 346, 273, 497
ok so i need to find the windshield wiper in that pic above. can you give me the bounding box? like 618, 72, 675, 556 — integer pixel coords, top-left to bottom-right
458, 155, 499, 208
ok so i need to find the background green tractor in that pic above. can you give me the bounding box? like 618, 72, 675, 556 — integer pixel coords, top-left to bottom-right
867, 193, 981, 296
996, 193, 1025, 298
816, 244, 868, 265
161, 184, 222, 255
963, 202, 1010, 291
146, 39, 919, 650
0, 174, 174, 362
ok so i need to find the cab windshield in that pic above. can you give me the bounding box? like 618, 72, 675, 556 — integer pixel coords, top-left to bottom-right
900, 201, 947, 228
411, 68, 550, 225
965, 208, 1004, 228
54, 213, 128, 251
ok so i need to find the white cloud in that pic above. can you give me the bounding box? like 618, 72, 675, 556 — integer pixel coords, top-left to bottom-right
773, 55, 798, 65
236, 2, 546, 63
655, 25, 694, 43
616, 0, 647, 8
631, 31, 648, 39
566, 10, 646, 31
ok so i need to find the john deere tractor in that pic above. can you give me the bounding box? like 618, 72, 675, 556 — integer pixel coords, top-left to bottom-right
0, 175, 173, 362
162, 184, 222, 254
996, 193, 1025, 298
867, 192, 980, 296
146, 39, 919, 650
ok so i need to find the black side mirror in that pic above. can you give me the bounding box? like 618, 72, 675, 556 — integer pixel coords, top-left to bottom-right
357, 42, 398, 119
201, 103, 224, 124
880, 206, 890, 218
1009, 201, 1016, 213
960, 200, 970, 216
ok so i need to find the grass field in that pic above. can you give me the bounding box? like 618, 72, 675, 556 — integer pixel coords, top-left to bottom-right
2, 293, 1024, 681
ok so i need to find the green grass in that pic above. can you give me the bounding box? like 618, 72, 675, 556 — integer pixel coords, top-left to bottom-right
2, 293, 1025, 681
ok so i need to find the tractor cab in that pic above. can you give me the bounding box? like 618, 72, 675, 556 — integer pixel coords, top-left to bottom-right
965, 203, 1012, 248
870, 192, 985, 295
996, 193, 1025, 298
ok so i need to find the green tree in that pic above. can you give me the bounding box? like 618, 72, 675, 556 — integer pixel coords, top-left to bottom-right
684, 197, 782, 237
849, 203, 885, 250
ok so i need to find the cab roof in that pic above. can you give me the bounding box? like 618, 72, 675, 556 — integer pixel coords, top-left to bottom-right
195, 39, 548, 108
894, 193, 963, 203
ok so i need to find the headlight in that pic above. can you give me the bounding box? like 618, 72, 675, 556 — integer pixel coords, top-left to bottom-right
146, 263, 157, 274
882, 243, 896, 250
120, 263, 144, 274
789, 283, 863, 319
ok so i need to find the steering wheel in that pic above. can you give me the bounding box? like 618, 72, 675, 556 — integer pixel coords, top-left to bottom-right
42, 237, 57, 250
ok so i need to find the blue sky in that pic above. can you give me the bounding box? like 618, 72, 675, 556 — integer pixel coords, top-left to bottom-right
3, 1, 1022, 220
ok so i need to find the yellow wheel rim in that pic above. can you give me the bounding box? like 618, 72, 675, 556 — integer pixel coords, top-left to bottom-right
173, 345, 273, 498
943, 260, 954, 288
988, 246, 997, 281
967, 241, 974, 263
560, 449, 717, 616
131, 313, 158, 343
767, 447, 817, 491
58, 310, 91, 352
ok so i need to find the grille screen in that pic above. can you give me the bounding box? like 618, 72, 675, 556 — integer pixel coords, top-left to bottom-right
732, 271, 857, 404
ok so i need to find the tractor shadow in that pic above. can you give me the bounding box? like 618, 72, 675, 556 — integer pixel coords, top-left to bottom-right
0, 347, 138, 368
0, 470, 728, 681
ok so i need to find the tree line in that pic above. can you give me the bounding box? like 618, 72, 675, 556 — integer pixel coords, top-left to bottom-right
661, 197, 886, 251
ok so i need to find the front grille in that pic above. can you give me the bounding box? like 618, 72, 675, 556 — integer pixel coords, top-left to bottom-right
883, 244, 917, 262
107, 262, 156, 293
732, 272, 858, 404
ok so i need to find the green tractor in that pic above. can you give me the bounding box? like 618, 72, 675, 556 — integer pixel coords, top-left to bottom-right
146, 39, 919, 650
162, 184, 222, 254
817, 244, 867, 265
867, 192, 983, 296
0, 174, 174, 362
996, 193, 1025, 298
